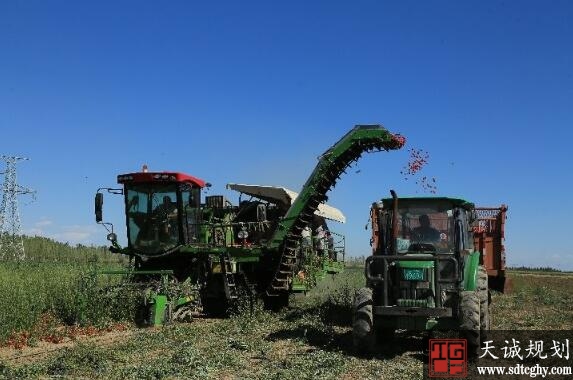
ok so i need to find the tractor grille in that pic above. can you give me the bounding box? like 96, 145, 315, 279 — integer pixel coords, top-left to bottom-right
397, 268, 435, 307
397, 299, 431, 307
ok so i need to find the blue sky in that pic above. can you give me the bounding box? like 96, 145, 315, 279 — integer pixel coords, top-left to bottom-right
1, 1, 572, 269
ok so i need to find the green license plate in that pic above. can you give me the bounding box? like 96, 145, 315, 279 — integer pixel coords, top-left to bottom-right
403, 268, 425, 281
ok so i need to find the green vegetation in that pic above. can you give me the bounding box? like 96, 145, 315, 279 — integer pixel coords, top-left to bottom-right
0, 236, 136, 344
1, 245, 572, 379
3, 268, 423, 380
494, 271, 573, 329
21, 235, 124, 264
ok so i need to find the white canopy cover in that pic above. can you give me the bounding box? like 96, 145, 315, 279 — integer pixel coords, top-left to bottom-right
226, 183, 346, 223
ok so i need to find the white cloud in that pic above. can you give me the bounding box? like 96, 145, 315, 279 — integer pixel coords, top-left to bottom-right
35, 219, 53, 227
24, 221, 101, 245
52, 225, 99, 245
25, 227, 46, 236
23, 218, 55, 236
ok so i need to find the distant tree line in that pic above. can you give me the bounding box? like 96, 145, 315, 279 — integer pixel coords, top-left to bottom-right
2, 235, 128, 265
507, 266, 563, 273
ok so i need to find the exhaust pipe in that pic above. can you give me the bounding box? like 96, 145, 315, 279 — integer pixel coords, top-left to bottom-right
390, 189, 398, 255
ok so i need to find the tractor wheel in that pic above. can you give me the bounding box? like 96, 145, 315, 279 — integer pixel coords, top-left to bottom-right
477, 265, 491, 331
352, 287, 375, 354
459, 290, 481, 357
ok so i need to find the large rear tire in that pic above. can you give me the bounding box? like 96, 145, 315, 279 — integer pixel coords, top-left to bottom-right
352, 287, 375, 354
459, 290, 481, 357
477, 265, 491, 331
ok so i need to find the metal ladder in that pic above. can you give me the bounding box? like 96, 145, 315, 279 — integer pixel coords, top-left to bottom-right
220, 254, 238, 301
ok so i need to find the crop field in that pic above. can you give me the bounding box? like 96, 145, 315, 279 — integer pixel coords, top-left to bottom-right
0, 237, 134, 347
1, 241, 572, 380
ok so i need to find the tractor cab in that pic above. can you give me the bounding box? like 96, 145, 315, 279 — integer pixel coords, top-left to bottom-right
369, 196, 477, 310
376, 197, 475, 256
116, 171, 206, 256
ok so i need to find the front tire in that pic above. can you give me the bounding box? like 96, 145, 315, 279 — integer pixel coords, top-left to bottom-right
459, 290, 481, 357
353, 287, 375, 354
477, 266, 491, 331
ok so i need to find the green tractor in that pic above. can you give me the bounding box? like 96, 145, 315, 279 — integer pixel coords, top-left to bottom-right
353, 191, 491, 355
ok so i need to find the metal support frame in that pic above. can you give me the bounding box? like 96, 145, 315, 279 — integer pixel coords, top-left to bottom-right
0, 156, 35, 260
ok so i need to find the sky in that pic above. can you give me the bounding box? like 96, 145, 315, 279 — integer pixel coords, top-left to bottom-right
1, 0, 572, 270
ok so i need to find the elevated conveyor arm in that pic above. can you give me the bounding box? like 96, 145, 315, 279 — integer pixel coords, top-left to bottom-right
266, 124, 406, 295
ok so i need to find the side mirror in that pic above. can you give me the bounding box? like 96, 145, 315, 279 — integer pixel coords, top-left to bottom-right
95, 193, 103, 223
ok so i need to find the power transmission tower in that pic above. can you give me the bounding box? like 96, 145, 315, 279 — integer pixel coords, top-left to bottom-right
0, 156, 36, 260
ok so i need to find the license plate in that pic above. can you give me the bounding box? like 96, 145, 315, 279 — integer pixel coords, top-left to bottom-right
403, 268, 425, 281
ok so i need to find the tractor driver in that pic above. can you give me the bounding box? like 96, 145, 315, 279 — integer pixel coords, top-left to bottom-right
154, 196, 177, 242
411, 214, 440, 242
155, 195, 176, 216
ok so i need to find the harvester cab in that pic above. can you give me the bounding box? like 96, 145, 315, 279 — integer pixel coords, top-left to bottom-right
96, 171, 207, 258
354, 192, 490, 356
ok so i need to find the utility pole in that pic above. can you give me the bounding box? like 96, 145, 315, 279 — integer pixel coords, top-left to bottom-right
0, 156, 36, 260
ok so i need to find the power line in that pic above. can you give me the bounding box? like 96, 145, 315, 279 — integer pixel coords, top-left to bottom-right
0, 155, 36, 260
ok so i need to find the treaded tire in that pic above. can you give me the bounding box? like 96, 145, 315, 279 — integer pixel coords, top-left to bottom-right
477, 265, 491, 331
459, 290, 481, 357
352, 287, 375, 354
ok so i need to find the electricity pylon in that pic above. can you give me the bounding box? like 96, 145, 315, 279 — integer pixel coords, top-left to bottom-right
0, 156, 36, 260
